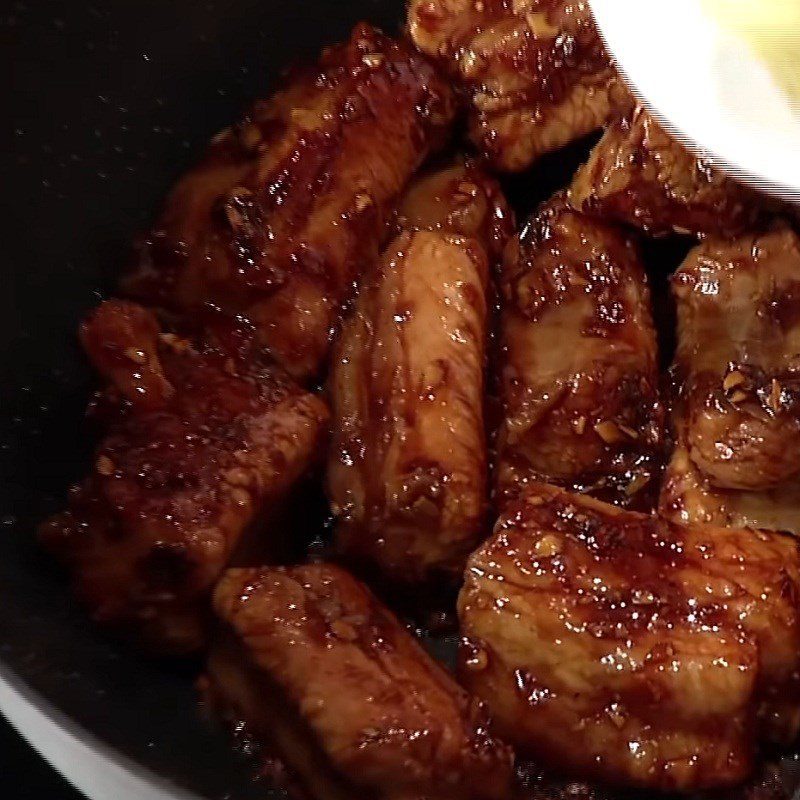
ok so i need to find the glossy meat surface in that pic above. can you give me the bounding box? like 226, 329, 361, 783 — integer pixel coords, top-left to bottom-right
124, 23, 455, 380
395, 159, 513, 257
569, 106, 760, 238
408, 0, 627, 171
459, 484, 800, 791
39, 301, 329, 653
205, 563, 513, 800
495, 198, 663, 510
661, 226, 800, 532
327, 161, 512, 583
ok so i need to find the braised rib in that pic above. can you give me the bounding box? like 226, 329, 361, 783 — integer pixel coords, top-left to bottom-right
40, 301, 328, 653
408, 0, 627, 170
204, 563, 513, 800
124, 24, 456, 380
495, 196, 663, 510
459, 484, 800, 791
327, 159, 513, 583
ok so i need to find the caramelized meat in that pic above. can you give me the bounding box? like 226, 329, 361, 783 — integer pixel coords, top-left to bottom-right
394, 158, 513, 256
123, 24, 455, 380
204, 563, 513, 800
569, 106, 760, 238
661, 225, 800, 532
327, 160, 512, 583
78, 300, 175, 410
458, 484, 800, 791
39, 301, 329, 653
408, 0, 627, 171
495, 197, 663, 510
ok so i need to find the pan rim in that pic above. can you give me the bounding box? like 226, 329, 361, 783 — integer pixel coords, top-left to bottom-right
0, 661, 200, 800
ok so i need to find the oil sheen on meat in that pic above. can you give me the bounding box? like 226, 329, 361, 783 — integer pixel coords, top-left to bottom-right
495, 196, 663, 510
569, 106, 761, 238
123, 24, 456, 380
203, 563, 513, 800
660, 225, 800, 532
408, 0, 627, 171
459, 484, 800, 791
39, 301, 329, 653
327, 159, 513, 584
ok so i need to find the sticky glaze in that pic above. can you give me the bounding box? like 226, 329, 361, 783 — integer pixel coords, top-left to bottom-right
206, 563, 513, 799
569, 106, 762, 238
459, 484, 800, 791
123, 24, 456, 380
327, 160, 513, 583
495, 197, 663, 510
408, 0, 627, 170
39, 300, 329, 653
661, 225, 800, 532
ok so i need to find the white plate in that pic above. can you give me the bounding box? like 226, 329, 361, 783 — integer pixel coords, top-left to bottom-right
590, 0, 800, 202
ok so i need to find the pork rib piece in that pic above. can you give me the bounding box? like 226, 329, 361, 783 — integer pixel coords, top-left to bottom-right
204, 563, 513, 800
124, 23, 455, 380
408, 0, 627, 171
495, 196, 663, 510
327, 159, 513, 583
40, 301, 328, 653
459, 484, 800, 791
569, 106, 761, 238
661, 225, 800, 533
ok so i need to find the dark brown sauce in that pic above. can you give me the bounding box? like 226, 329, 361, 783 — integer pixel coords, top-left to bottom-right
39, 14, 800, 800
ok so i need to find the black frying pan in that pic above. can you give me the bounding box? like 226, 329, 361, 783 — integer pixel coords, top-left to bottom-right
2, 2, 795, 799
3, 3, 401, 797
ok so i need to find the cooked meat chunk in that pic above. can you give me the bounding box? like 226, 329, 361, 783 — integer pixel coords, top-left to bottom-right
408, 0, 627, 171
569, 106, 761, 238
204, 563, 513, 800
39, 301, 329, 653
458, 484, 800, 791
495, 197, 663, 510
78, 300, 175, 411
660, 225, 800, 532
662, 445, 800, 537
395, 158, 512, 257
327, 160, 512, 583
123, 24, 455, 381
